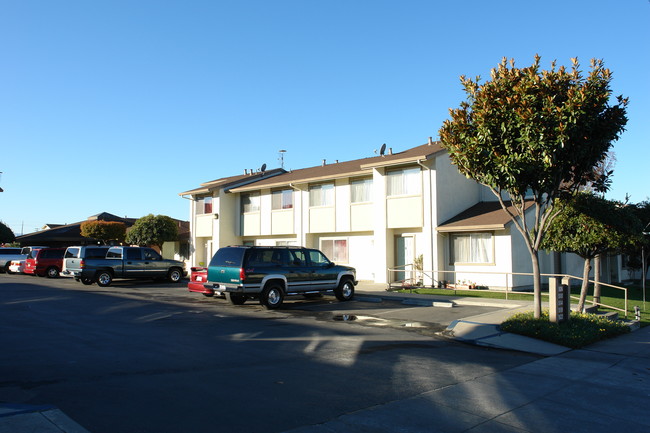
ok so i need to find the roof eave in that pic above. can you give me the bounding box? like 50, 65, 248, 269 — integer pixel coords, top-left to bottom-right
229, 169, 372, 193
437, 224, 507, 233
360, 151, 442, 169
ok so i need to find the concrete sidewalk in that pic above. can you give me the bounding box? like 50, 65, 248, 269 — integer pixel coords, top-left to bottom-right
287, 325, 650, 433
0, 403, 89, 433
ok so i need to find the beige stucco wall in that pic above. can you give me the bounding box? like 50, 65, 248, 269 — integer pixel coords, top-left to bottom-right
350, 203, 373, 231
271, 210, 294, 235
387, 196, 422, 228
309, 207, 336, 233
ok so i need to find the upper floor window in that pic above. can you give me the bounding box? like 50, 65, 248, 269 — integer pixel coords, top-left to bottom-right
196, 196, 213, 214
387, 167, 420, 196
450, 232, 494, 264
241, 193, 260, 213
309, 183, 334, 207
272, 189, 293, 210
351, 178, 372, 203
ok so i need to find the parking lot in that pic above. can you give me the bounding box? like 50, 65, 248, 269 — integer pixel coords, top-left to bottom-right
1, 272, 535, 433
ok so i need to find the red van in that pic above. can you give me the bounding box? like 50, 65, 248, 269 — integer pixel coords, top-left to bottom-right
24, 248, 66, 278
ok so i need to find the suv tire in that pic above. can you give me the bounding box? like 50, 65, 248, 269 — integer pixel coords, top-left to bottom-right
168, 268, 183, 283
260, 283, 284, 309
334, 279, 355, 301
226, 293, 247, 305
46, 267, 59, 278
96, 271, 113, 287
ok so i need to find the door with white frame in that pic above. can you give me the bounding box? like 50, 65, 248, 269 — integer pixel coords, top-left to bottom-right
395, 235, 415, 283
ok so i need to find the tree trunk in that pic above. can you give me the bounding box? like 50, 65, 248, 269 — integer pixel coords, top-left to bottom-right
577, 257, 592, 312
531, 249, 542, 319
593, 254, 602, 306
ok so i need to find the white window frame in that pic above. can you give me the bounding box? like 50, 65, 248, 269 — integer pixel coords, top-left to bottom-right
350, 178, 372, 203
196, 196, 213, 215
450, 232, 495, 265
387, 167, 421, 197
272, 189, 293, 210
241, 193, 260, 213
309, 183, 334, 207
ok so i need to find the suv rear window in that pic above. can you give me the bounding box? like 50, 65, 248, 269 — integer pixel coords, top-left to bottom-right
41, 249, 64, 259
65, 247, 80, 258
0, 249, 21, 255
209, 248, 246, 267
85, 248, 109, 259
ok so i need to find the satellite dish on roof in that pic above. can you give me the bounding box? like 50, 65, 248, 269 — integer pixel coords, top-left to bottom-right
260, 163, 267, 172
379, 143, 387, 156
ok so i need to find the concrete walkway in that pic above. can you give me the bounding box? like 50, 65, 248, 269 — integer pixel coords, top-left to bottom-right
0, 403, 89, 433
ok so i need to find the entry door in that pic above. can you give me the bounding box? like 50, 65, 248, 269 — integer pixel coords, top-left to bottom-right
395, 236, 414, 282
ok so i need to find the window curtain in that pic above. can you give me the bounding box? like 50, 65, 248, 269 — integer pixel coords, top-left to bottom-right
309, 184, 333, 206
351, 178, 372, 203
387, 168, 420, 196
453, 232, 492, 263
242, 194, 260, 213
272, 190, 293, 209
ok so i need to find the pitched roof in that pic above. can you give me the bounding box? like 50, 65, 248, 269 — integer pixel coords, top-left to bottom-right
230, 142, 445, 193
16, 213, 140, 246
437, 200, 535, 232
178, 168, 286, 196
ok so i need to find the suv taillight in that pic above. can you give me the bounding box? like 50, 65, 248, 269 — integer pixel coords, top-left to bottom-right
239, 268, 246, 281
80, 259, 85, 269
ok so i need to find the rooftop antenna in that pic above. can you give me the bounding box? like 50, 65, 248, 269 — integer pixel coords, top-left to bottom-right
278, 150, 286, 169
379, 143, 387, 156
260, 163, 267, 173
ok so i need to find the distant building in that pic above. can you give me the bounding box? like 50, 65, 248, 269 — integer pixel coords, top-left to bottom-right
16, 212, 190, 262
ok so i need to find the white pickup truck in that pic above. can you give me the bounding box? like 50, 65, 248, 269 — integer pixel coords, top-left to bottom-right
0, 246, 47, 273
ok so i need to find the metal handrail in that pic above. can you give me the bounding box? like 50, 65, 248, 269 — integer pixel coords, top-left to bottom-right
387, 267, 629, 317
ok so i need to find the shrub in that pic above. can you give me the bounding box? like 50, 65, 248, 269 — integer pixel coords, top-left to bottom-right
500, 311, 630, 349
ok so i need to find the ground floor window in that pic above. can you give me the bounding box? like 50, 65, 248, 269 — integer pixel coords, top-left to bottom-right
320, 238, 348, 263
450, 232, 493, 264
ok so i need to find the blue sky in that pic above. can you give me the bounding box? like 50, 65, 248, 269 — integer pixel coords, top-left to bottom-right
1, 0, 648, 235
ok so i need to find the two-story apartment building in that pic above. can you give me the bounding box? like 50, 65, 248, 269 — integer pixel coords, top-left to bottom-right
180, 139, 624, 289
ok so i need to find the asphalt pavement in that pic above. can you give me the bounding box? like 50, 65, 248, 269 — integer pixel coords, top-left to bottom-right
2, 283, 648, 433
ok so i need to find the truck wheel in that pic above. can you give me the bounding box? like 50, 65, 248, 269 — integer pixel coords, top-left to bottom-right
226, 293, 247, 305
334, 279, 355, 301
81, 277, 94, 285
96, 271, 113, 287
46, 267, 59, 278
167, 268, 183, 283
260, 283, 284, 309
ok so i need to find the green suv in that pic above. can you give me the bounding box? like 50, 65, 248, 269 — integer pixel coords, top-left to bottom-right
205, 246, 357, 309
